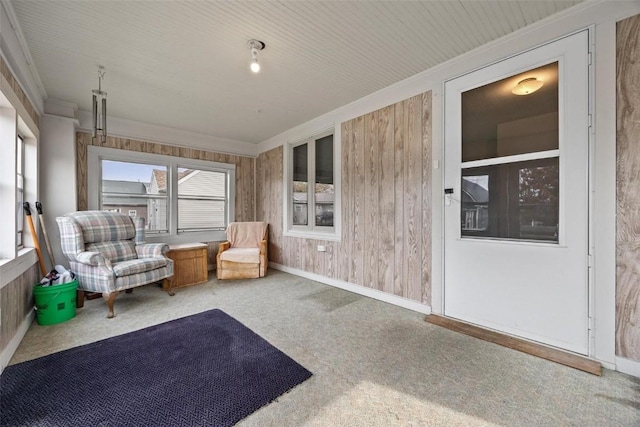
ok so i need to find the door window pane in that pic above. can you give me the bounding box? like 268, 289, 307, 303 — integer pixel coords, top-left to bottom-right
461, 62, 560, 243
101, 160, 168, 232
315, 135, 334, 226
461, 158, 559, 242
292, 143, 308, 226
462, 62, 558, 162
177, 168, 226, 231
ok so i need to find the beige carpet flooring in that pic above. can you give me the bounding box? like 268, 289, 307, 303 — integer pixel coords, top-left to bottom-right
9, 270, 640, 426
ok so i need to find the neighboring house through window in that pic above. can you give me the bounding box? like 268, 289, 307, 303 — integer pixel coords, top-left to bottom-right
88, 146, 235, 244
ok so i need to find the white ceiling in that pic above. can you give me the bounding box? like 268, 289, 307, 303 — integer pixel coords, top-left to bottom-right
10, 1, 582, 144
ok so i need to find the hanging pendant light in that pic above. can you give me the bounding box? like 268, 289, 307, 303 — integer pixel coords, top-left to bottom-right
247, 40, 265, 73
92, 66, 107, 141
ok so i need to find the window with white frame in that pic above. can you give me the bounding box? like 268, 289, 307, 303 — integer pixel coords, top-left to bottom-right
88, 146, 235, 243
285, 129, 340, 240
16, 135, 24, 248
0, 90, 37, 262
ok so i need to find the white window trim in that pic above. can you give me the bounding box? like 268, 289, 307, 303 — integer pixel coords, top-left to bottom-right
88, 146, 235, 244
16, 135, 25, 249
283, 126, 341, 241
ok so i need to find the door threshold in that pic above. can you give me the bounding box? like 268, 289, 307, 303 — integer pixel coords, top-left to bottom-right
425, 314, 601, 376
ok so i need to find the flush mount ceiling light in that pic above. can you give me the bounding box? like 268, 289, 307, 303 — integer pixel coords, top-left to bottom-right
91, 65, 107, 141
247, 39, 265, 73
512, 77, 544, 95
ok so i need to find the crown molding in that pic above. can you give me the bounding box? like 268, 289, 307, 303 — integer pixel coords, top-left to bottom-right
1, 0, 47, 103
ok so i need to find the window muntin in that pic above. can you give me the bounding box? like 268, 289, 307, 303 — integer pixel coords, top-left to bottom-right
460, 62, 559, 243
288, 130, 335, 235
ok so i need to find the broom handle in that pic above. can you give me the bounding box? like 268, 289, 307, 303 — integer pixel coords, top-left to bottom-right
35, 202, 56, 268
23, 202, 47, 276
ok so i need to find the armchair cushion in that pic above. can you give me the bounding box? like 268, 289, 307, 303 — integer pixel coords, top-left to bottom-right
112, 258, 169, 277
220, 247, 260, 264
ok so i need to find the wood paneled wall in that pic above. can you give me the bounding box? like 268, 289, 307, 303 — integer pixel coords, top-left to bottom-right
257, 91, 432, 304
76, 132, 255, 267
0, 56, 39, 128
616, 14, 640, 362
0, 263, 39, 353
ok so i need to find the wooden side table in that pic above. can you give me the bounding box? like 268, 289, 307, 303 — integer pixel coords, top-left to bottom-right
162, 243, 209, 295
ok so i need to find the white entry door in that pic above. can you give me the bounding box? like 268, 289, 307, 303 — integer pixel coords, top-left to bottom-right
444, 31, 590, 355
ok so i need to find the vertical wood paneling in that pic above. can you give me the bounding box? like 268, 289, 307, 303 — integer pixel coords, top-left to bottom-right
0, 263, 39, 352
76, 132, 90, 210
616, 14, 640, 362
338, 121, 352, 282
256, 146, 283, 265
422, 91, 433, 304
394, 100, 406, 297
350, 116, 365, 286
364, 111, 379, 289
255, 91, 432, 305
405, 95, 423, 301
378, 105, 395, 294
273, 147, 284, 264
326, 240, 336, 279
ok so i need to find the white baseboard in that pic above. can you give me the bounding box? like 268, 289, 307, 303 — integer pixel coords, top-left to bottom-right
616, 356, 640, 378
600, 360, 616, 371
0, 308, 35, 374
270, 262, 432, 315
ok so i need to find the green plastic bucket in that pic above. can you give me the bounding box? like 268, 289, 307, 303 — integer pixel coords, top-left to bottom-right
33, 280, 78, 326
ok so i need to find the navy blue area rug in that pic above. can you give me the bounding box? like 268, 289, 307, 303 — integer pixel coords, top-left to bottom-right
1, 309, 312, 426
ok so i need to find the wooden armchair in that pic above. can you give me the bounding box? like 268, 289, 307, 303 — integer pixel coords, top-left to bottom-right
216, 222, 268, 280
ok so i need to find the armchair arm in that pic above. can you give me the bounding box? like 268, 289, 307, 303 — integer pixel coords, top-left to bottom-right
259, 239, 267, 255
136, 243, 169, 258
75, 251, 110, 268
218, 241, 230, 253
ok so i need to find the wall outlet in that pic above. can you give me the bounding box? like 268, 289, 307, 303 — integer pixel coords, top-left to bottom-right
317, 245, 326, 252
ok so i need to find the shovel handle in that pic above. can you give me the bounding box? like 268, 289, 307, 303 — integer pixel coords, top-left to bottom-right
23, 202, 32, 216
36, 201, 43, 215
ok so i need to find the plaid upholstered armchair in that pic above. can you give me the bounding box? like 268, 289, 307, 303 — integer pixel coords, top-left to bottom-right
56, 211, 174, 318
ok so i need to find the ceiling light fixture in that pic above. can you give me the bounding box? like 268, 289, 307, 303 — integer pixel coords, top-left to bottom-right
247, 39, 265, 73
512, 77, 544, 95
91, 65, 107, 141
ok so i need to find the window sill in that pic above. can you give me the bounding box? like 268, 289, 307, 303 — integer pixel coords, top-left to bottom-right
145, 230, 227, 245
0, 248, 37, 289
283, 229, 341, 242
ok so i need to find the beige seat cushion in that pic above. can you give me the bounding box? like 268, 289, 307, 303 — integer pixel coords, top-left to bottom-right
219, 247, 260, 264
